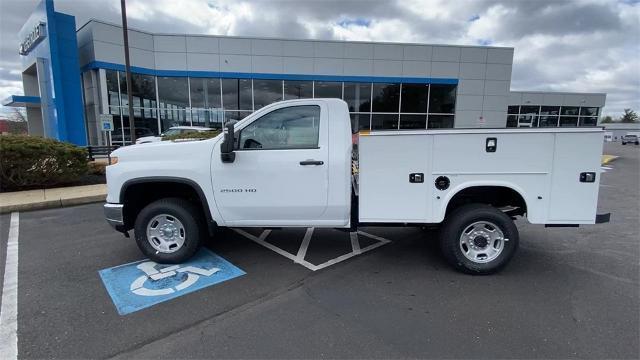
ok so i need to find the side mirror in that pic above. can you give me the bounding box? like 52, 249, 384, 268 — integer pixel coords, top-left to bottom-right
220, 120, 237, 163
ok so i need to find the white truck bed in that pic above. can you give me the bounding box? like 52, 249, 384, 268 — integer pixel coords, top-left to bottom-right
358, 128, 604, 225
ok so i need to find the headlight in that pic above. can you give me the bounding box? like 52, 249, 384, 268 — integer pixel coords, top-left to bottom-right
109, 156, 118, 165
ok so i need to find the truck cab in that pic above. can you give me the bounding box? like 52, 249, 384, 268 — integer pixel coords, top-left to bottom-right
104, 98, 609, 274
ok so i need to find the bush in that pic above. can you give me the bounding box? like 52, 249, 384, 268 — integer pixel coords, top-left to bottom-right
162, 130, 221, 141
0, 135, 88, 191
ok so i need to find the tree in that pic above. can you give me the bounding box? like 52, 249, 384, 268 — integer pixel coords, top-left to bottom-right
4, 108, 28, 134
600, 115, 613, 123
620, 108, 638, 123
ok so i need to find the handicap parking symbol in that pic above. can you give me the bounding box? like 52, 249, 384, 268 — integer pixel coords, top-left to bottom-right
99, 248, 245, 315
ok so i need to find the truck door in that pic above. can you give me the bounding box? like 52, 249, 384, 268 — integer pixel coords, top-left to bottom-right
211, 103, 329, 226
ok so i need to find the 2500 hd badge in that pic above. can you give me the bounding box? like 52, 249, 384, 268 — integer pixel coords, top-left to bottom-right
220, 188, 256, 193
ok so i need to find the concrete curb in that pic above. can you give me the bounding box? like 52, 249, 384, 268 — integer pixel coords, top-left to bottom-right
0, 184, 106, 214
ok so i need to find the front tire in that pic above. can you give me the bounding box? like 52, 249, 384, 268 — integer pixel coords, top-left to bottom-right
440, 204, 519, 274
134, 198, 204, 263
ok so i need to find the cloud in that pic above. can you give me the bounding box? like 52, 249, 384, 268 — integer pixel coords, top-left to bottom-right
0, 0, 638, 116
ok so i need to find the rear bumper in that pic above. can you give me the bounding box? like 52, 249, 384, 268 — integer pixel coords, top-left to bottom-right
104, 203, 124, 230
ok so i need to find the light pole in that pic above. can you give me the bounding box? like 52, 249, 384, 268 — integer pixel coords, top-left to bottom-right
120, 0, 136, 143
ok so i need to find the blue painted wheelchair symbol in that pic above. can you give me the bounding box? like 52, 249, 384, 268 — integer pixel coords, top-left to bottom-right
99, 249, 245, 315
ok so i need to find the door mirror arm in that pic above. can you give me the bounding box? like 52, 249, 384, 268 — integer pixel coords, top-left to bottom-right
221, 120, 238, 163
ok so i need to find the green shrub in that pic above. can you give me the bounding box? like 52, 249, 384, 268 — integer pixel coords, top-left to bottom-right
162, 130, 220, 141
0, 135, 88, 191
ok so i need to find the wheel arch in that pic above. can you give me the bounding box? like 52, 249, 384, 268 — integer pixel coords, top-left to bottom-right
120, 176, 217, 235
439, 181, 529, 222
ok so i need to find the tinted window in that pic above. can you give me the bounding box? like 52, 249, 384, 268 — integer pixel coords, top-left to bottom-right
401, 84, 428, 113
580, 107, 599, 116
559, 116, 578, 127
538, 116, 558, 127
157, 77, 189, 108
190, 78, 221, 109
506, 115, 518, 127
400, 114, 427, 129
540, 106, 559, 116
239, 106, 320, 149
428, 85, 456, 114
372, 83, 400, 112
283, 80, 312, 100
106, 70, 120, 107
561, 106, 579, 116
254, 79, 283, 109
350, 113, 370, 132
314, 81, 342, 99
344, 82, 371, 112
222, 79, 252, 110
520, 106, 539, 115
427, 115, 454, 128
507, 106, 519, 114
579, 117, 598, 126
371, 113, 398, 130
120, 73, 156, 105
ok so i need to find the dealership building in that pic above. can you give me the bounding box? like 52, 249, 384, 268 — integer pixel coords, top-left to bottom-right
3, 0, 607, 146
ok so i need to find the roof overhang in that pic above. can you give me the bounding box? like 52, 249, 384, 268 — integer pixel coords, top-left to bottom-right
2, 95, 41, 107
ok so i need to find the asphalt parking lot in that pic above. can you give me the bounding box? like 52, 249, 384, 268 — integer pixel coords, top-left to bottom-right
1, 142, 638, 359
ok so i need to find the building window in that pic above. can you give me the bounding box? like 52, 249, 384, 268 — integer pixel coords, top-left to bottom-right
540, 106, 560, 116
222, 79, 252, 111
314, 81, 342, 99
343, 82, 371, 112
579, 117, 598, 126
559, 116, 578, 127
428, 84, 456, 114
538, 116, 558, 127
561, 106, 579, 116
283, 80, 312, 100
158, 76, 190, 130
349, 113, 370, 133
371, 113, 399, 130
507, 115, 518, 127
400, 114, 427, 129
427, 115, 455, 129
254, 79, 283, 109
580, 107, 599, 116
372, 83, 400, 113
401, 84, 428, 113
507, 105, 519, 114
190, 78, 221, 109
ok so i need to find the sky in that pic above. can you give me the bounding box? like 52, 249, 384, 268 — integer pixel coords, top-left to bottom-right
0, 0, 638, 117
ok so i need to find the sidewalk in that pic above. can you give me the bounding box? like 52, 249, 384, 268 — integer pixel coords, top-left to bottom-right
0, 184, 106, 214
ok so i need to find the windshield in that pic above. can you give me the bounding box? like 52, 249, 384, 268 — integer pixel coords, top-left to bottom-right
163, 128, 183, 136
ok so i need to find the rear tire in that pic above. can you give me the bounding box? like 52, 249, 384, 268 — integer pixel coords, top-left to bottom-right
440, 204, 519, 275
134, 198, 204, 263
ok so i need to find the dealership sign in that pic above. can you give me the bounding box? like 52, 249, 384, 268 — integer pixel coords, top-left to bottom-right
19, 22, 47, 56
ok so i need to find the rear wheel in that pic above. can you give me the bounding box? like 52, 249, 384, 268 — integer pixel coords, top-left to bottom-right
134, 198, 204, 263
440, 204, 519, 274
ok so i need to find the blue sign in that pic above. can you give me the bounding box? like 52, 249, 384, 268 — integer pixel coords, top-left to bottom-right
99, 249, 245, 315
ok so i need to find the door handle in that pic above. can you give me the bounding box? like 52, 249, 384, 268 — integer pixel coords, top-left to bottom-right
299, 160, 324, 166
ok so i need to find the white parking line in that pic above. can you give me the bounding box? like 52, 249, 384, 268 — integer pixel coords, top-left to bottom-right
1, 212, 19, 360
234, 228, 391, 271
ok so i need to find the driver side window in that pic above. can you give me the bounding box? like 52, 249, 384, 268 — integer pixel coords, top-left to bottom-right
238, 105, 320, 150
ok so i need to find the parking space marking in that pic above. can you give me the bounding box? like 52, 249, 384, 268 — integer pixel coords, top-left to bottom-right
99, 248, 245, 315
0, 212, 19, 360
234, 228, 391, 271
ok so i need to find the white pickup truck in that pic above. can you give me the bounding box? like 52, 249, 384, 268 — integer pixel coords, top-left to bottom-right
104, 98, 609, 274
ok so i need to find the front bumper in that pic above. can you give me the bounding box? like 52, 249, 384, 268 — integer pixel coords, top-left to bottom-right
104, 203, 124, 230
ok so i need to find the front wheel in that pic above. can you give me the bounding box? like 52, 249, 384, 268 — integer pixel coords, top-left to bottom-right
134, 198, 204, 263
439, 204, 519, 274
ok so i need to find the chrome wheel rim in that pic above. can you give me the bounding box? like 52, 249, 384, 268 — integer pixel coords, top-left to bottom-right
146, 214, 186, 253
459, 221, 507, 263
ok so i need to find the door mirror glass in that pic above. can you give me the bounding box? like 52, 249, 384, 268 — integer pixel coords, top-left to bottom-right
221, 120, 237, 163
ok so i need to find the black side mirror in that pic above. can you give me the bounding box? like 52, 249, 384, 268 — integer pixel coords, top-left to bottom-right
221, 120, 237, 163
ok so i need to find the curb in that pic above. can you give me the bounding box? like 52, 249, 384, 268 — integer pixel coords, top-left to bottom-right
0, 194, 105, 214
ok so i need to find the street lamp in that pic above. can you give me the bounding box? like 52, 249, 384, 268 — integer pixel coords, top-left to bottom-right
120, 0, 136, 143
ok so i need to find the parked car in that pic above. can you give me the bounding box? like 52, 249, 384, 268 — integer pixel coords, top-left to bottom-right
135, 126, 216, 144
621, 134, 639, 145
104, 99, 610, 274
111, 127, 154, 145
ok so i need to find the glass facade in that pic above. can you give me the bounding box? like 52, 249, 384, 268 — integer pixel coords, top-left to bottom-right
506, 105, 599, 128
102, 69, 457, 144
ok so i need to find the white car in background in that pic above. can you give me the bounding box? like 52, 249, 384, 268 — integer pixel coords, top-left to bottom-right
135, 126, 216, 144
